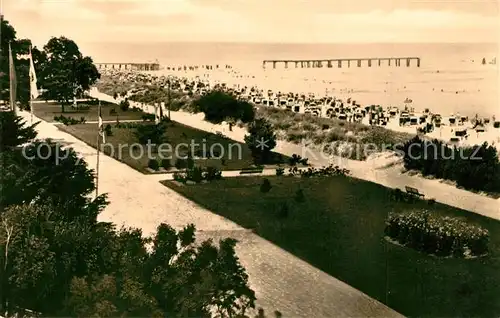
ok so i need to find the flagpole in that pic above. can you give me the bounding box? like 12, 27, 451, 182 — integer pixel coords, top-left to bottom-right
29, 47, 33, 124
95, 99, 101, 198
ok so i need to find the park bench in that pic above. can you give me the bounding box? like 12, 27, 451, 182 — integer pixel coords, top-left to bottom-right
405, 186, 425, 198
239, 166, 264, 175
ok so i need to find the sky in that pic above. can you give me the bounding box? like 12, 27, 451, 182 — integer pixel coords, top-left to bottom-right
3, 0, 500, 46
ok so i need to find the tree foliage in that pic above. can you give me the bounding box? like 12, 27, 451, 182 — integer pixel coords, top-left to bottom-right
0, 19, 44, 107
398, 136, 500, 192
134, 123, 168, 145
193, 90, 255, 124
244, 118, 277, 164
0, 111, 38, 151
0, 105, 256, 317
39, 37, 100, 111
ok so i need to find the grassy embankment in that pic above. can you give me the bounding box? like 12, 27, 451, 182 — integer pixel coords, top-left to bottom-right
164, 175, 500, 317
58, 121, 289, 173
33, 100, 146, 122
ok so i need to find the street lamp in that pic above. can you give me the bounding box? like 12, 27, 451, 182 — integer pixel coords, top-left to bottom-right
166, 75, 172, 119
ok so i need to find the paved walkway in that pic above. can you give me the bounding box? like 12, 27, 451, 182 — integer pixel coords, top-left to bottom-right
18, 110, 402, 317
91, 91, 500, 221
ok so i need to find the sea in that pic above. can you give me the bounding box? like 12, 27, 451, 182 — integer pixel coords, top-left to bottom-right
83, 42, 499, 117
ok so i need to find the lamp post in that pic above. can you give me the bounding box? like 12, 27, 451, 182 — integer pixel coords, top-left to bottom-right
166, 75, 172, 119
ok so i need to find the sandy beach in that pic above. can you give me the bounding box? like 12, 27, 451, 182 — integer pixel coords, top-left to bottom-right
117, 65, 500, 154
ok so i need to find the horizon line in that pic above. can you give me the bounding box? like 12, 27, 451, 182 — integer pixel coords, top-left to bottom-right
81, 40, 499, 45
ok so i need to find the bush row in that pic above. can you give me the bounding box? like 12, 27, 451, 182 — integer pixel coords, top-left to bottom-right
284, 165, 351, 178
54, 115, 86, 125
385, 210, 489, 257
173, 166, 222, 183
289, 154, 308, 166
399, 136, 500, 192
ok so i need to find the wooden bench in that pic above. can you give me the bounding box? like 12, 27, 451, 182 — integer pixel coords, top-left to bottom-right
405, 186, 425, 198
239, 167, 264, 175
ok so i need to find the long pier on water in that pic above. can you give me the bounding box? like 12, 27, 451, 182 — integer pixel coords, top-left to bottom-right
95, 62, 160, 71
262, 57, 421, 69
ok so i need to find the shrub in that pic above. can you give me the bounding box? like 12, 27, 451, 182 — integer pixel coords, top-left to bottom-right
385, 210, 489, 257
186, 155, 195, 169
244, 118, 277, 164
142, 113, 155, 121
390, 188, 405, 202
160, 159, 171, 170
104, 124, 113, 136
134, 123, 166, 145
294, 188, 305, 203
400, 136, 500, 192
289, 154, 308, 166
119, 99, 130, 111
173, 166, 223, 183
277, 202, 289, 218
260, 178, 272, 193
148, 159, 159, 171
53, 115, 84, 126
175, 158, 188, 169
276, 167, 285, 176
289, 154, 300, 166
173, 171, 185, 182
193, 91, 255, 124
288, 165, 350, 178
205, 166, 222, 181
186, 166, 204, 183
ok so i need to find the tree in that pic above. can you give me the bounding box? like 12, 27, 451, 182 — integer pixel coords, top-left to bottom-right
40, 37, 100, 112
134, 123, 167, 145
193, 91, 255, 124
0, 111, 38, 152
244, 118, 277, 164
0, 19, 43, 108
1, 206, 257, 317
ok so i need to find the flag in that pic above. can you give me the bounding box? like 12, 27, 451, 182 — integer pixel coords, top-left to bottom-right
154, 103, 160, 124
98, 100, 105, 143
29, 46, 39, 100
8, 42, 17, 112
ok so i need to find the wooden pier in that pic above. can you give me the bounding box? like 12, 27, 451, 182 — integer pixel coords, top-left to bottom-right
95, 62, 160, 71
262, 57, 421, 69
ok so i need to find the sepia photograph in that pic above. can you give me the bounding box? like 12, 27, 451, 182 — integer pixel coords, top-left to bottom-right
0, 0, 499, 317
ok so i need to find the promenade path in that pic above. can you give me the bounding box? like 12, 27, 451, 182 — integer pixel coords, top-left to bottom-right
18, 109, 402, 317
91, 91, 500, 221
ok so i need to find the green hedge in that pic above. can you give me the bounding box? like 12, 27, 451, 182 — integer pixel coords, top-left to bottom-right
385, 210, 489, 258
173, 166, 222, 183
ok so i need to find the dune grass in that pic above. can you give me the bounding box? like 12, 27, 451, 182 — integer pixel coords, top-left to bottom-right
257, 107, 413, 160
164, 175, 500, 317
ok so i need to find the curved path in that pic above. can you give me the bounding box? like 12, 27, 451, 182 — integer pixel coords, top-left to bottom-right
18, 108, 402, 317
91, 91, 499, 221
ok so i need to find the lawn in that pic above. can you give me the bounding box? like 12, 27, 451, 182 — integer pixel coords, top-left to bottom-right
32, 100, 147, 122
58, 121, 289, 173
163, 175, 500, 317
